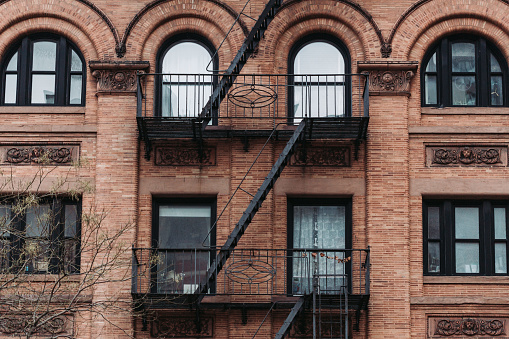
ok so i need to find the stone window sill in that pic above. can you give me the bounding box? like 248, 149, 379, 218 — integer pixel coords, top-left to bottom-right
0, 106, 85, 114
422, 107, 509, 115
423, 275, 509, 285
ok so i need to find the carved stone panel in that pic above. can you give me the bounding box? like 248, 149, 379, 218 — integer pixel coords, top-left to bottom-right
428, 316, 508, 338
89, 61, 149, 93
357, 61, 418, 95
290, 147, 350, 167
0, 145, 79, 165
426, 146, 507, 167
151, 316, 213, 338
0, 314, 73, 336
155, 146, 216, 166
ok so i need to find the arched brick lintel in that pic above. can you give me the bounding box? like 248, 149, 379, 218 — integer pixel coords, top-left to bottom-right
0, 0, 117, 58
125, 0, 248, 60
140, 16, 238, 72
391, 0, 509, 60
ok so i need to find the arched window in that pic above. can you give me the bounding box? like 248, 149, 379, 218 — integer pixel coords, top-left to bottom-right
422, 35, 508, 107
1, 34, 85, 106
157, 34, 217, 117
289, 34, 350, 119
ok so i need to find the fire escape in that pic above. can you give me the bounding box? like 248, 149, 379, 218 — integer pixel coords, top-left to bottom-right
134, 0, 370, 336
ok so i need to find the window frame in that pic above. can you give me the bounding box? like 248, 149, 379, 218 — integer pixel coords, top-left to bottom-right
155, 33, 218, 121
0, 34, 86, 106
421, 35, 508, 108
287, 198, 352, 295
151, 197, 217, 294
0, 197, 81, 274
423, 199, 509, 276
287, 33, 352, 121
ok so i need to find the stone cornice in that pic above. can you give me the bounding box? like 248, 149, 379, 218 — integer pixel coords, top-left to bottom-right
89, 61, 150, 93
357, 61, 418, 96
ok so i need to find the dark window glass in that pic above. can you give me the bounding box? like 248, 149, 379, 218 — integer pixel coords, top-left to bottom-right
152, 199, 215, 294
288, 199, 351, 295
288, 34, 351, 120
423, 200, 509, 276
422, 35, 507, 107
0, 198, 80, 274
1, 35, 86, 106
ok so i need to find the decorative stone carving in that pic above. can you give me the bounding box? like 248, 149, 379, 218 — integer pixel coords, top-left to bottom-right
0, 315, 71, 336
357, 61, 418, 95
155, 146, 216, 166
381, 42, 392, 58
0, 145, 79, 165
92, 70, 138, 92
428, 317, 507, 337
290, 147, 350, 167
426, 146, 507, 167
151, 316, 213, 338
89, 61, 150, 93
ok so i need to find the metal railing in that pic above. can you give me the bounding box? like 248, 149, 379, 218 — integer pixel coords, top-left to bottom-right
136, 73, 369, 122
132, 248, 370, 296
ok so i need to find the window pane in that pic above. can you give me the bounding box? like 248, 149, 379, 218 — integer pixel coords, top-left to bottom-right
65, 205, 78, 238
293, 83, 345, 119
425, 75, 437, 105
71, 50, 82, 72
455, 207, 479, 239
294, 42, 344, 74
32, 41, 57, 72
162, 84, 211, 118
455, 242, 479, 273
24, 239, 50, 273
452, 76, 476, 106
6, 52, 17, 71
0, 240, 10, 273
452, 42, 475, 72
495, 243, 507, 274
162, 42, 211, 74
26, 204, 51, 237
491, 53, 502, 72
425, 52, 436, 72
0, 205, 11, 238
69, 75, 82, 105
158, 205, 211, 248
494, 208, 507, 240
4, 74, 17, 104
491, 75, 503, 106
31, 74, 55, 104
428, 242, 440, 273
427, 206, 440, 239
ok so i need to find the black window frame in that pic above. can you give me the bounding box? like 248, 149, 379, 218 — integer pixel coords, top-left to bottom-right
287, 198, 352, 295
155, 33, 218, 122
0, 197, 81, 274
151, 197, 217, 294
423, 199, 509, 276
288, 33, 352, 121
421, 35, 508, 107
1, 34, 86, 106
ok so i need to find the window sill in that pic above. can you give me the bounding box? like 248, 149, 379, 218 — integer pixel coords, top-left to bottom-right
423, 275, 509, 285
0, 273, 82, 282
422, 107, 509, 115
0, 106, 85, 114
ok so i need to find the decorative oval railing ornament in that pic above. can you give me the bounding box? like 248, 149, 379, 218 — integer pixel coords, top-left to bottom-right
225, 259, 276, 284
228, 84, 277, 108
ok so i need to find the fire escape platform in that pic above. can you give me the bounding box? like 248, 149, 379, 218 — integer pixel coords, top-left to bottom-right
131, 293, 369, 311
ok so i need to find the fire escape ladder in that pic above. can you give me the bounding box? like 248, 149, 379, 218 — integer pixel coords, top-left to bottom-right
314, 276, 349, 339
199, 0, 283, 127
196, 120, 308, 299
274, 297, 306, 339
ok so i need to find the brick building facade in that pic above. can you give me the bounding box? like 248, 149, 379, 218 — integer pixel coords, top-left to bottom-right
0, 0, 508, 338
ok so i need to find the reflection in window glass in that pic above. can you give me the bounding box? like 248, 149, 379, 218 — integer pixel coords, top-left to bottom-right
455, 207, 479, 239
161, 42, 212, 118
452, 76, 476, 106
451, 42, 476, 72
32, 41, 57, 72
6, 52, 17, 71
4, 74, 17, 104
491, 53, 502, 72
31, 74, 56, 104
495, 208, 507, 239
456, 243, 479, 273
70, 75, 82, 105
425, 53, 436, 72
71, 50, 82, 72
425, 75, 437, 105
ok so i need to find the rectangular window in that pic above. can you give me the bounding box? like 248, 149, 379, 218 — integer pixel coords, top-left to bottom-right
288, 199, 351, 295
423, 200, 508, 275
0, 198, 80, 274
152, 199, 216, 294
